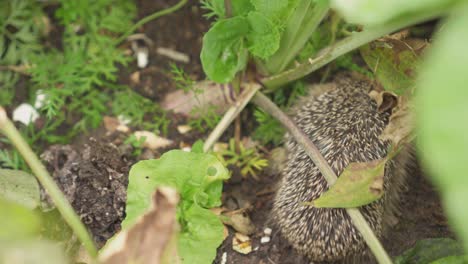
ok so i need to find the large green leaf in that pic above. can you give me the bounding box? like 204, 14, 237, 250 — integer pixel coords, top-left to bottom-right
416, 2, 468, 252
246, 12, 281, 59
178, 203, 225, 264
0, 169, 40, 209
430, 255, 468, 264
360, 38, 421, 95
395, 238, 464, 264
122, 150, 230, 264
0, 198, 41, 240
250, 0, 289, 21
200, 17, 249, 83
309, 159, 386, 208
331, 0, 459, 26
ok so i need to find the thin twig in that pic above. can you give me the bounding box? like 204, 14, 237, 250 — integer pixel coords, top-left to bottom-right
251, 92, 392, 264
0, 65, 31, 75
224, 0, 232, 18
115, 0, 188, 45
0, 107, 98, 257
203, 83, 261, 152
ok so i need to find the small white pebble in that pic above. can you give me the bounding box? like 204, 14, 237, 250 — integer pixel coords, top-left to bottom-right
177, 124, 192, 134
118, 115, 132, 125
136, 47, 149, 68
220, 252, 227, 264
182, 147, 191, 152
263, 227, 272, 236
34, 90, 49, 109
253, 246, 259, 251
260, 236, 271, 244
13, 103, 39, 125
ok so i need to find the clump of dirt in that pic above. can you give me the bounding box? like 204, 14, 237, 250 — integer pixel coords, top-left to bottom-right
41, 138, 131, 246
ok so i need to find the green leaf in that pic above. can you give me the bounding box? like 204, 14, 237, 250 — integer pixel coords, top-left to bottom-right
0, 240, 69, 264
331, 0, 459, 26
122, 150, 230, 264
200, 17, 249, 83
246, 12, 281, 59
231, 0, 254, 16
395, 238, 464, 264
360, 39, 420, 95
191, 140, 204, 153
416, 2, 468, 252
430, 255, 468, 264
250, 0, 289, 19
0, 169, 40, 209
309, 159, 386, 208
0, 198, 41, 240
178, 203, 224, 264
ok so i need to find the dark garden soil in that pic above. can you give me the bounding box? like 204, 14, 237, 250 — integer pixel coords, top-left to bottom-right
18, 1, 454, 263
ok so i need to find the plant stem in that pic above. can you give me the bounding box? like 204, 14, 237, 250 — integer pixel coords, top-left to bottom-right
203, 83, 261, 152
263, 0, 313, 74
262, 8, 447, 89
0, 107, 98, 257
224, 0, 232, 18
115, 0, 188, 45
267, 1, 329, 74
251, 92, 392, 264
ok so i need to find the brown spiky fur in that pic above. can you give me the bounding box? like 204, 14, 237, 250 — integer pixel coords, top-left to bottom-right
272, 74, 412, 263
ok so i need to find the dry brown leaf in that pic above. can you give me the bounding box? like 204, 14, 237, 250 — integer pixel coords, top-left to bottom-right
103, 116, 119, 132
222, 210, 256, 235
156, 47, 190, 63
134, 131, 173, 150
176, 125, 192, 134
161, 81, 234, 116
380, 96, 415, 147
232, 232, 252, 255
130, 71, 141, 85
99, 187, 180, 264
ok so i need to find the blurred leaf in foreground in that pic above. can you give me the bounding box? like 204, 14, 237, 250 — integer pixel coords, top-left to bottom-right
395, 238, 464, 264
0, 169, 40, 209
416, 1, 468, 252
100, 188, 179, 264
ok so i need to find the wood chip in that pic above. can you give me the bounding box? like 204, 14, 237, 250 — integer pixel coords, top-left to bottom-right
134, 131, 173, 150
156, 47, 190, 63
232, 233, 252, 255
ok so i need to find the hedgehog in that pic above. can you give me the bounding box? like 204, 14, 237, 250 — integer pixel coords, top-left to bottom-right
271, 74, 413, 263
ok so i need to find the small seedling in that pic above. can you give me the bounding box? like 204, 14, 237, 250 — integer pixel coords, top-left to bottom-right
217, 138, 268, 180
124, 134, 147, 157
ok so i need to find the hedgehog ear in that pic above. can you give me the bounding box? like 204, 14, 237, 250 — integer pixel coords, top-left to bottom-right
369, 90, 398, 114
378, 92, 398, 114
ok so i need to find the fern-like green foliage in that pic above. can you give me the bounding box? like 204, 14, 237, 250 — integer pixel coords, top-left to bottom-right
253, 81, 306, 145
188, 105, 221, 133
112, 89, 170, 135
0, 0, 45, 64
217, 138, 268, 180
29, 0, 136, 131
0, 0, 45, 105
170, 63, 196, 93
200, 0, 225, 20
0, 149, 28, 171
253, 109, 285, 145
170, 63, 221, 133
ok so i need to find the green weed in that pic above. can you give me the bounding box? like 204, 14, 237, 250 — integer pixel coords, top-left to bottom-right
217, 138, 268, 180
